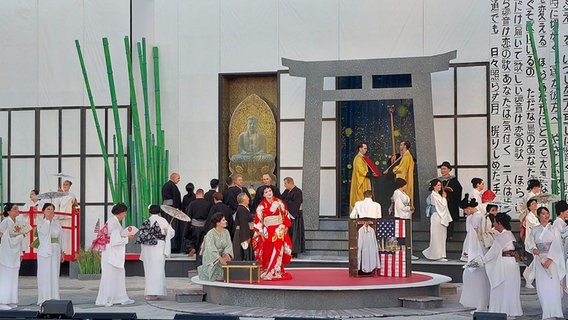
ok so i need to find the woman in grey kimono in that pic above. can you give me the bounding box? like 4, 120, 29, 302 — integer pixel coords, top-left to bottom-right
198, 213, 233, 281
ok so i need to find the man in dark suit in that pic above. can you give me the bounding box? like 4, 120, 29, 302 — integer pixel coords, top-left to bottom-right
205, 192, 235, 239
204, 178, 219, 205
224, 174, 252, 211
184, 189, 212, 257
439, 161, 463, 240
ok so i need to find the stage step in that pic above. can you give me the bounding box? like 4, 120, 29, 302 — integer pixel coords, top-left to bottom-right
399, 296, 443, 309
175, 289, 206, 303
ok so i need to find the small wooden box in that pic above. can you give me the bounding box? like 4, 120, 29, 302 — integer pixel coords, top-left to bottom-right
222, 261, 260, 283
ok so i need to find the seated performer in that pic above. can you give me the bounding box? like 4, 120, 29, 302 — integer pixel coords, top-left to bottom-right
198, 213, 233, 281
252, 186, 292, 280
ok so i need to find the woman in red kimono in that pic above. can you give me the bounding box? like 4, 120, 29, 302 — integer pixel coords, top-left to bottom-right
252, 186, 293, 280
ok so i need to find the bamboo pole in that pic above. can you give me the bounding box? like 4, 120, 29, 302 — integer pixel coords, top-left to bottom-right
137, 39, 155, 205
0, 137, 3, 209
74, 40, 118, 202
128, 136, 136, 226
553, 20, 565, 200
153, 47, 163, 155
123, 36, 148, 215
527, 21, 559, 199
102, 38, 130, 207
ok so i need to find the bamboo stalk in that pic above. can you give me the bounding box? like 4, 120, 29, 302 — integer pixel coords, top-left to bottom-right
153, 47, 163, 154
102, 38, 130, 207
137, 40, 154, 205
527, 21, 559, 199
113, 135, 118, 199
128, 136, 136, 226
0, 137, 3, 208
124, 36, 148, 215
74, 40, 118, 202
553, 20, 565, 200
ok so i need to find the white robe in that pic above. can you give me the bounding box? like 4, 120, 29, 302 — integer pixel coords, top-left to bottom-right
552, 217, 568, 259
140, 215, 175, 296
36, 218, 63, 304
522, 211, 540, 286
422, 191, 450, 260
95, 215, 131, 306
459, 212, 489, 311
0, 218, 25, 306
484, 229, 522, 317
528, 224, 565, 319
392, 189, 412, 219
357, 224, 379, 273
55, 192, 77, 255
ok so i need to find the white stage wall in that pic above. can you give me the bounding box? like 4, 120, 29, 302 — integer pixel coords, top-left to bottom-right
0, 0, 490, 224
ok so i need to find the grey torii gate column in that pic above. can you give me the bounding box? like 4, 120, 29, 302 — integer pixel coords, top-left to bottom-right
282, 51, 456, 230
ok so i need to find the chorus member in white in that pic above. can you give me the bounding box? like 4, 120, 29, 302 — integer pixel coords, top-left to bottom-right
527, 207, 565, 320
24, 189, 43, 212
470, 178, 485, 214
138, 205, 175, 301
392, 178, 413, 219
484, 213, 523, 318
523, 179, 541, 205
422, 179, 452, 261
481, 204, 499, 249
198, 213, 233, 281
350, 190, 382, 220
392, 178, 418, 259
0, 203, 27, 310
552, 200, 568, 259
36, 203, 64, 305
522, 198, 539, 289
459, 196, 490, 312
95, 203, 135, 307
55, 180, 78, 256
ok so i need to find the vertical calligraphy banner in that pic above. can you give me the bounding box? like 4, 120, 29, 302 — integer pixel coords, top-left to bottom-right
489, 0, 568, 217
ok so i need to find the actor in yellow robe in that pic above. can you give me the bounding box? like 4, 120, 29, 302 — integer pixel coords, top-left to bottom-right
350, 144, 372, 211
393, 141, 415, 204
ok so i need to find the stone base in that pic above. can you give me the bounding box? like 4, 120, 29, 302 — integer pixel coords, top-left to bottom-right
399, 296, 443, 309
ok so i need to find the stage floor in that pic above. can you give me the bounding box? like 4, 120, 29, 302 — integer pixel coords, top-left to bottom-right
191, 268, 451, 309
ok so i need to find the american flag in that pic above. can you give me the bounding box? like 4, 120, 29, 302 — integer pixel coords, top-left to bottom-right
379, 251, 406, 277
376, 219, 405, 238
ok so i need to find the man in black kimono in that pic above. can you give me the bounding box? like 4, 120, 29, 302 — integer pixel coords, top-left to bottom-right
224, 174, 252, 211
282, 176, 304, 258
252, 173, 281, 212
205, 192, 235, 238
439, 161, 463, 240
184, 189, 212, 257
161, 172, 183, 253
204, 178, 219, 205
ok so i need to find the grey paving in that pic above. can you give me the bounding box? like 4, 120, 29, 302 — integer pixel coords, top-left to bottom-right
10, 276, 568, 319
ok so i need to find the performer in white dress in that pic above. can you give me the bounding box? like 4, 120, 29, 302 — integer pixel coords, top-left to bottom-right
484, 213, 523, 318
526, 207, 565, 320
553, 200, 568, 259
392, 178, 418, 259
36, 203, 64, 305
459, 195, 490, 312
138, 205, 175, 300
522, 198, 540, 288
470, 178, 485, 214
95, 203, 135, 307
0, 203, 27, 310
55, 180, 78, 255
422, 179, 452, 261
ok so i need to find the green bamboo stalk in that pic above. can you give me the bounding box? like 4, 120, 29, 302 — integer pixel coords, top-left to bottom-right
0, 137, 3, 208
553, 20, 565, 200
151, 134, 159, 202
136, 40, 154, 205
123, 36, 148, 213
153, 47, 163, 151
527, 21, 559, 198
128, 136, 136, 226
74, 40, 118, 202
102, 38, 129, 207
113, 135, 119, 200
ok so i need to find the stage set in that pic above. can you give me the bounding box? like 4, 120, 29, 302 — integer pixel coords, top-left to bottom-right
192, 268, 450, 310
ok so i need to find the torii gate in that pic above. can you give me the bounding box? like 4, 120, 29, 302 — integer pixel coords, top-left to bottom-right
282, 50, 457, 230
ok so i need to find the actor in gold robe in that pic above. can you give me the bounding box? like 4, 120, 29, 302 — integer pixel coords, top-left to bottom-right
393, 141, 415, 204
350, 144, 372, 211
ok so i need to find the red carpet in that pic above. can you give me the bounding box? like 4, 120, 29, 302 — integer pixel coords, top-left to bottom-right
229, 268, 433, 286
